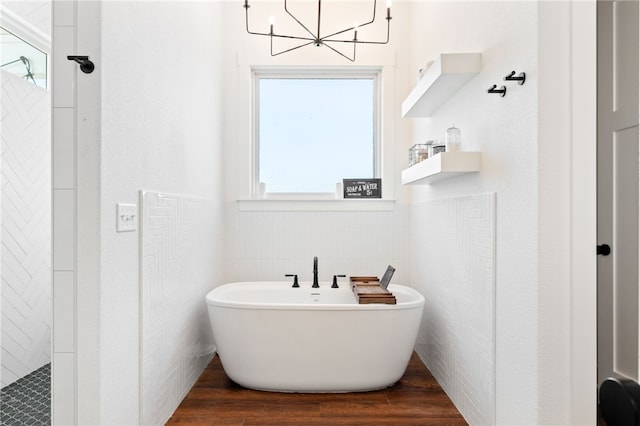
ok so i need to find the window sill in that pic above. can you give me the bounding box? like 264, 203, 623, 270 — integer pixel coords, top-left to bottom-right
237, 198, 396, 212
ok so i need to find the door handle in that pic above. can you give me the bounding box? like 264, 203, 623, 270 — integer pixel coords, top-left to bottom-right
597, 244, 611, 256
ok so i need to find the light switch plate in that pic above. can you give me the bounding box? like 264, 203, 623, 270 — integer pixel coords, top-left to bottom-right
116, 203, 137, 232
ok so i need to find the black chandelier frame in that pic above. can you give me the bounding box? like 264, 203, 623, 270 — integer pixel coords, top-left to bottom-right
243, 0, 392, 62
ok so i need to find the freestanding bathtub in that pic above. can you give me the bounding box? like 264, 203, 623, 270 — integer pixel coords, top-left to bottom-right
205, 281, 425, 393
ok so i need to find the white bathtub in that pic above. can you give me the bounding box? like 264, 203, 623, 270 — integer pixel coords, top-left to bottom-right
205, 281, 425, 393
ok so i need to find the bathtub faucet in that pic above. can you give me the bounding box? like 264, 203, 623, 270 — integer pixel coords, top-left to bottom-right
312, 256, 319, 288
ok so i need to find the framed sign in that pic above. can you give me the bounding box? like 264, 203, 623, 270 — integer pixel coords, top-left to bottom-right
343, 178, 382, 198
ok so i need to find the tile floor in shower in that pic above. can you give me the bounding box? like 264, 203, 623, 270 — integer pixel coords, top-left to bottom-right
0, 363, 50, 426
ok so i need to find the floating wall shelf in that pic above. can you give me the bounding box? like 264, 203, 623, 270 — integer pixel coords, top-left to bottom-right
401, 151, 481, 185
402, 53, 481, 118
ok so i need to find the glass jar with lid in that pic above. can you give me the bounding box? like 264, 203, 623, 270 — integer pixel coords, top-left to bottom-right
445, 124, 461, 152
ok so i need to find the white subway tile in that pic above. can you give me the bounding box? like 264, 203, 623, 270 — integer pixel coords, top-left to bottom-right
53, 271, 75, 352
52, 27, 75, 108
53, 0, 75, 27
53, 108, 75, 189
53, 189, 75, 270
52, 352, 75, 426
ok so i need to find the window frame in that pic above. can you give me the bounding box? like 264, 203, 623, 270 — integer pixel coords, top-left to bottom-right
251, 66, 383, 200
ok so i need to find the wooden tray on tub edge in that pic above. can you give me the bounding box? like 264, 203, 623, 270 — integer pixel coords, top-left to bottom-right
350, 276, 396, 305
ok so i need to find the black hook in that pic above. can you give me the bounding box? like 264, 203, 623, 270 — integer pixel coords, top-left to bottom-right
67, 56, 95, 74
504, 70, 526, 85
487, 84, 506, 97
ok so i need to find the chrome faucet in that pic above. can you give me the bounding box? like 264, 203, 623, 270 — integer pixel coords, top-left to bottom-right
312, 256, 319, 288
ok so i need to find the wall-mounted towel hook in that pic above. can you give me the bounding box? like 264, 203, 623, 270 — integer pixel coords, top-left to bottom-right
504, 70, 526, 85
67, 55, 95, 74
487, 84, 506, 97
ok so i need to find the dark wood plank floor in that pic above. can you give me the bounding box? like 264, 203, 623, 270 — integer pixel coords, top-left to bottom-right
167, 352, 467, 425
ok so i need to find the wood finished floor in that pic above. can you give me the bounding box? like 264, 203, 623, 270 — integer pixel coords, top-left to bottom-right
167, 352, 467, 425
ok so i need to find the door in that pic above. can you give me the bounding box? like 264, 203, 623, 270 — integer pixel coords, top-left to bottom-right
597, 0, 640, 388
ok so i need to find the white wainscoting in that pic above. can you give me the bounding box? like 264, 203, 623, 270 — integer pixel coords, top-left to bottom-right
1, 70, 51, 387
410, 193, 495, 425
140, 191, 218, 425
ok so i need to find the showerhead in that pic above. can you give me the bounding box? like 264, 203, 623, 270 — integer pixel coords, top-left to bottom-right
0, 56, 36, 84
67, 56, 95, 74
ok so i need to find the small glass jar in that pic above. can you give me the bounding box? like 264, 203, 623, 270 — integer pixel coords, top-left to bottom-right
445, 124, 461, 152
409, 144, 430, 166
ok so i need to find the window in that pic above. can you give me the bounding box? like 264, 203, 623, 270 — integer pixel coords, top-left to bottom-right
254, 68, 380, 197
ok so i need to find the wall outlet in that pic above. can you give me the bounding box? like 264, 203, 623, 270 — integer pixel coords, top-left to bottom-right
116, 203, 137, 232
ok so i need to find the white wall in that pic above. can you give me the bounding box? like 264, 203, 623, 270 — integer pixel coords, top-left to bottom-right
67, 2, 227, 424
407, 2, 538, 423
406, 1, 596, 424
221, 1, 414, 286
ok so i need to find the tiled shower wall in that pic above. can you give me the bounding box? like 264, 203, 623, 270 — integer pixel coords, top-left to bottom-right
140, 191, 219, 426
51, 1, 85, 423
411, 193, 496, 425
1, 71, 51, 387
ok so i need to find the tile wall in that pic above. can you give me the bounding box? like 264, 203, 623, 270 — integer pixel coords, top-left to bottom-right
411, 193, 496, 425
1, 71, 51, 387
224, 205, 411, 285
140, 191, 218, 425
51, 1, 76, 423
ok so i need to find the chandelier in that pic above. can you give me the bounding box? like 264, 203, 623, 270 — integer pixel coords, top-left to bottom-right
243, 0, 392, 62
